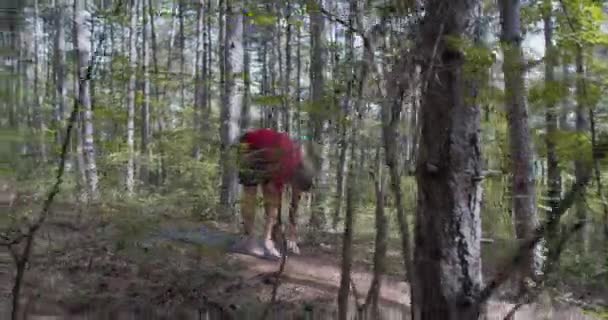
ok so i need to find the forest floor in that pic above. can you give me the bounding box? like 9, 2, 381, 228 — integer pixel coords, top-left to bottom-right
0, 202, 606, 319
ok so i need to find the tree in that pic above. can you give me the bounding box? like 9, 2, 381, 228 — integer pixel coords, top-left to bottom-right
125, 0, 138, 196
308, 0, 329, 231
500, 0, 540, 293
219, 0, 243, 217
53, 0, 68, 145
543, 0, 561, 235
411, 0, 485, 318
74, 0, 99, 201
141, 0, 151, 183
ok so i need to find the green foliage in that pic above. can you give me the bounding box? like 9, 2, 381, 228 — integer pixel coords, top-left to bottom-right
245, 7, 277, 27
252, 94, 283, 107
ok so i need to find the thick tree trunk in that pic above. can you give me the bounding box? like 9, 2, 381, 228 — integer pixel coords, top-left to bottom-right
219, 0, 243, 217
500, 0, 540, 294
308, 0, 329, 231
126, 0, 138, 195
411, 1, 484, 319
74, 0, 99, 201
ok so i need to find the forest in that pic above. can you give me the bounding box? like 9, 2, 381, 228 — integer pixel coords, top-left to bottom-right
1, 0, 608, 319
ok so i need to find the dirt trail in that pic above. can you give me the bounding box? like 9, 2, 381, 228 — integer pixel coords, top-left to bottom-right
227, 250, 596, 320
156, 223, 598, 320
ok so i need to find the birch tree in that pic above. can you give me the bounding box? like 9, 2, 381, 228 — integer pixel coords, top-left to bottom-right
219, 0, 243, 216
126, 0, 138, 195
194, 0, 205, 159
74, 0, 99, 200
53, 0, 68, 145
141, 0, 151, 183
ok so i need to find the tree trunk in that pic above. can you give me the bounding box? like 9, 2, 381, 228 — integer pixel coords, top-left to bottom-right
148, 0, 164, 185
332, 0, 355, 230
219, 0, 243, 217
206, 0, 213, 120
126, 0, 138, 196
194, 0, 206, 159
283, 0, 292, 133
380, 36, 414, 283
33, 0, 47, 162
308, 0, 329, 231
295, 21, 302, 138
500, 0, 540, 294
54, 0, 67, 145
411, 1, 484, 319
543, 0, 561, 234
141, 0, 151, 183
178, 0, 185, 110
337, 121, 359, 320
218, 0, 225, 103
574, 47, 591, 252
364, 144, 387, 318
74, 0, 99, 201
240, 0, 251, 131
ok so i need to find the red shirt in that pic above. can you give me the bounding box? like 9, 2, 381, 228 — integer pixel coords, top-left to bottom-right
240, 128, 303, 190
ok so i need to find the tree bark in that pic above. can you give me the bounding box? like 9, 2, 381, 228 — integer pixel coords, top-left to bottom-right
364, 144, 387, 318
178, 0, 185, 110
308, 0, 329, 231
411, 1, 484, 319
283, 0, 292, 133
54, 0, 68, 145
295, 20, 302, 138
141, 0, 151, 183
500, 0, 540, 294
126, 0, 138, 196
337, 117, 359, 320
33, 0, 48, 162
332, 0, 356, 231
240, 0, 251, 131
543, 0, 561, 234
74, 0, 99, 201
194, 0, 206, 159
219, 0, 243, 217
574, 47, 591, 252
147, 0, 164, 185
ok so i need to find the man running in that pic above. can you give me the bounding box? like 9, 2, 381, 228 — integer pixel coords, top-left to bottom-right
233, 128, 315, 260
